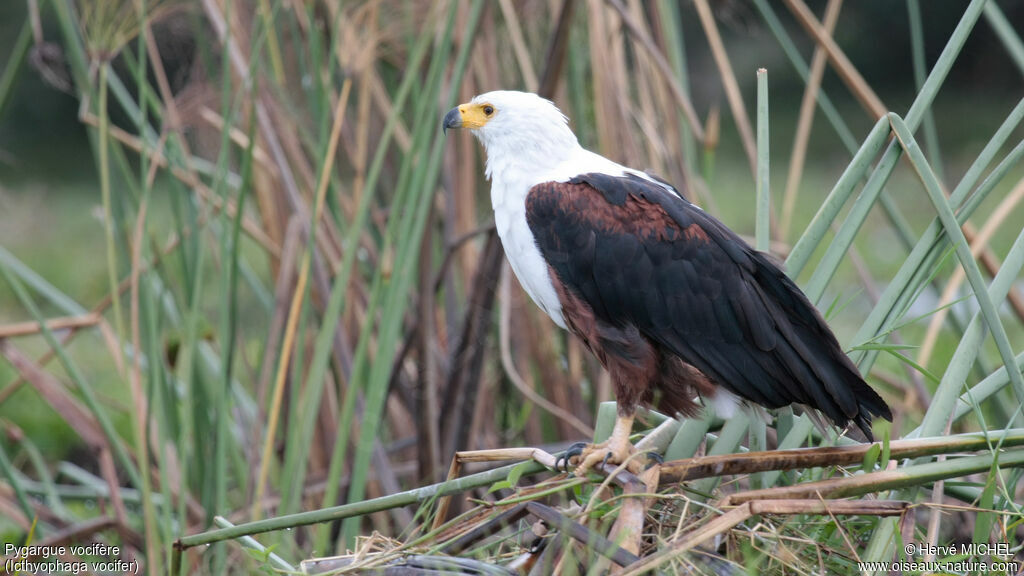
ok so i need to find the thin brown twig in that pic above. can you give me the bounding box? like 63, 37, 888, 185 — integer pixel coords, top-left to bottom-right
691, 0, 757, 179
499, 265, 594, 438
537, 0, 577, 101
497, 0, 538, 92
96, 447, 131, 547
780, 0, 843, 239
782, 0, 887, 120
606, 0, 705, 143
818, 492, 864, 564
76, 108, 281, 256
0, 342, 106, 448
0, 314, 102, 339
196, 107, 276, 173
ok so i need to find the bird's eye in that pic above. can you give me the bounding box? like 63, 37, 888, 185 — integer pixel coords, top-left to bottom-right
483, 105, 494, 116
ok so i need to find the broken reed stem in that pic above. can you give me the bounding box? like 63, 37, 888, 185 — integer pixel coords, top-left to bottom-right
432, 446, 562, 532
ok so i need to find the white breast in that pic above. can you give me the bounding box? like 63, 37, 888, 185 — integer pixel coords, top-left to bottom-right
492, 178, 568, 329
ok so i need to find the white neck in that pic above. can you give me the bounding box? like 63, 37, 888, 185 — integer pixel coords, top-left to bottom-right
476, 119, 580, 185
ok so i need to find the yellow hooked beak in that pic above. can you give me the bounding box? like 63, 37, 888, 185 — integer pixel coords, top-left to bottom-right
442, 102, 495, 133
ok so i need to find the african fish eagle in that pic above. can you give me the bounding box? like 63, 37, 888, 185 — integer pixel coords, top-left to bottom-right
443, 90, 891, 475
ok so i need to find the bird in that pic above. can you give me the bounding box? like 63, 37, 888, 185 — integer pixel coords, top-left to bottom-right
443, 90, 891, 475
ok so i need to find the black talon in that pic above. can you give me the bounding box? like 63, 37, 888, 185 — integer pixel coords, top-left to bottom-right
528, 535, 547, 555
558, 442, 588, 472
645, 451, 664, 469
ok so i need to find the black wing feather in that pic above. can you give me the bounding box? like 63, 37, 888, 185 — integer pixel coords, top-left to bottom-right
526, 172, 891, 439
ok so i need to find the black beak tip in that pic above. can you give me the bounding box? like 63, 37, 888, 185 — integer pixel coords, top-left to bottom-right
443, 108, 461, 135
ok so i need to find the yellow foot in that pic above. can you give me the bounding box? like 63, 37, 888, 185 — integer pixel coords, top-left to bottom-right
574, 437, 640, 476
568, 413, 652, 476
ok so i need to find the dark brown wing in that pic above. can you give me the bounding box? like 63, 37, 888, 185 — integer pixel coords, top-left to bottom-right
525, 172, 891, 439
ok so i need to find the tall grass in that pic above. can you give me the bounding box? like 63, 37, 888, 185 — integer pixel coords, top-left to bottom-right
0, 0, 1022, 573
